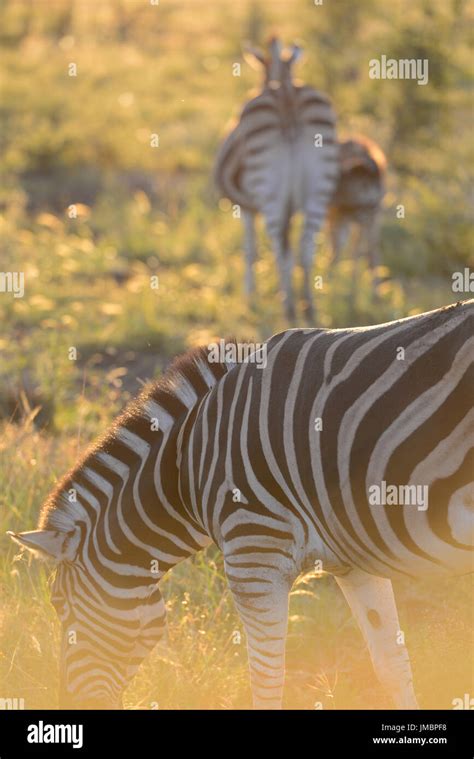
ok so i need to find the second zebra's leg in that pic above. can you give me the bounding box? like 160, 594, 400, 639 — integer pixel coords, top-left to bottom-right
328, 211, 351, 265
242, 209, 257, 298
348, 222, 366, 306
364, 210, 381, 273
352, 211, 381, 295
224, 557, 292, 709
335, 569, 419, 709
299, 213, 324, 324
364, 211, 383, 295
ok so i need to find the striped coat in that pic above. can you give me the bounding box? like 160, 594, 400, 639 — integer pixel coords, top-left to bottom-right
329, 136, 387, 273
215, 38, 339, 322
9, 299, 474, 709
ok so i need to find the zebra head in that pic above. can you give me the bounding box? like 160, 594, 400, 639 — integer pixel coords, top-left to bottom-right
8, 526, 167, 709
244, 37, 302, 90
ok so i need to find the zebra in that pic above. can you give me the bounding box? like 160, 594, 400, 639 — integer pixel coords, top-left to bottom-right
328, 136, 387, 276
8, 299, 473, 709
214, 37, 340, 322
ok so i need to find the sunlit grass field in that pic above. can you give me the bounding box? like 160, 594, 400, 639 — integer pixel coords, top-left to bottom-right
0, 0, 472, 709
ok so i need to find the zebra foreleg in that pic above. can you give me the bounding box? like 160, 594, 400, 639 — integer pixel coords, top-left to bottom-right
335, 569, 419, 709
225, 561, 291, 709
242, 209, 258, 299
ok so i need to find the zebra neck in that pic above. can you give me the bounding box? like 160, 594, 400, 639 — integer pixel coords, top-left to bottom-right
39, 344, 236, 578
84, 418, 211, 579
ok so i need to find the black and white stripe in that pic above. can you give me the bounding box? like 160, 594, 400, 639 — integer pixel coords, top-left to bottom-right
215, 37, 339, 321
9, 300, 473, 709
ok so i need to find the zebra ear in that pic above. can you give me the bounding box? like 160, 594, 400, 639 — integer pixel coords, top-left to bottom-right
288, 44, 303, 65
243, 43, 266, 69
7, 528, 80, 562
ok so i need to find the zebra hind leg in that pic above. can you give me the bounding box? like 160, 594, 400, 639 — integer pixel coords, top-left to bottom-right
299, 216, 322, 324
281, 250, 296, 324
364, 211, 382, 295
242, 209, 258, 300
329, 212, 351, 265
265, 217, 295, 323
358, 210, 381, 272
224, 557, 292, 709
335, 569, 419, 709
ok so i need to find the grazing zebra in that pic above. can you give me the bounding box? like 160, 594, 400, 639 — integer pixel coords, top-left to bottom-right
214, 37, 339, 322
9, 299, 473, 709
329, 136, 387, 274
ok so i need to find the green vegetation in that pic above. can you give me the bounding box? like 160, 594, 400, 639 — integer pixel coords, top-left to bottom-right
0, 0, 472, 709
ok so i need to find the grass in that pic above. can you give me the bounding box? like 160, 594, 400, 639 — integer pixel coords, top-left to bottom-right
0, 0, 472, 709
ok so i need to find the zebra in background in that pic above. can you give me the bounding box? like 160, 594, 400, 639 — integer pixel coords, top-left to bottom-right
329, 136, 387, 275
9, 299, 473, 709
214, 37, 339, 322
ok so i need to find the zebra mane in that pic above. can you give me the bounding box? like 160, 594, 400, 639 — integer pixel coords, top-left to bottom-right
39, 342, 238, 532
